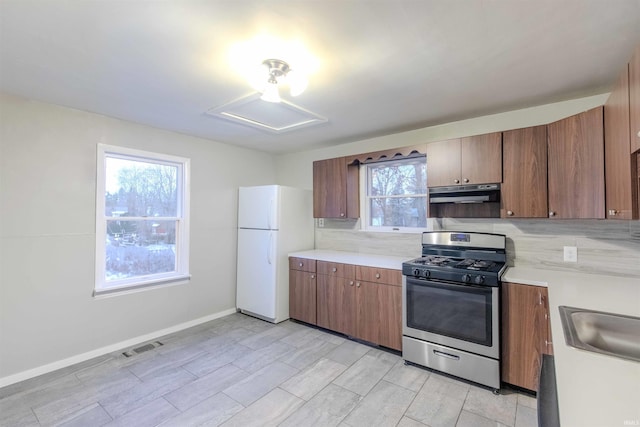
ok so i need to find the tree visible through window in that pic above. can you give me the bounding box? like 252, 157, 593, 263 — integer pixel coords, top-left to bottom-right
95, 145, 190, 294
365, 157, 427, 229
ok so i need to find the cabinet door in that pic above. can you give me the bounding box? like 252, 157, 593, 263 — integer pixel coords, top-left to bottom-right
316, 274, 334, 331
313, 157, 347, 218
604, 68, 636, 219
425, 139, 461, 187
378, 283, 402, 351
547, 107, 605, 219
630, 44, 640, 154
502, 126, 548, 218
539, 288, 553, 356
289, 270, 317, 325
356, 281, 380, 344
460, 132, 503, 185
317, 274, 356, 336
501, 282, 550, 391
313, 157, 359, 219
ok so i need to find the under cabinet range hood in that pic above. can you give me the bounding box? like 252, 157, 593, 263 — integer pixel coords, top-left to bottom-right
429, 183, 500, 204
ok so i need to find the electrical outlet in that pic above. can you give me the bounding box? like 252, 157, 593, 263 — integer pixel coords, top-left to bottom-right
563, 246, 578, 262
318, 218, 324, 228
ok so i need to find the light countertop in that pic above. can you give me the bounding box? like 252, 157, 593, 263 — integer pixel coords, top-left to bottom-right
288, 249, 410, 270
542, 270, 640, 427
501, 266, 549, 287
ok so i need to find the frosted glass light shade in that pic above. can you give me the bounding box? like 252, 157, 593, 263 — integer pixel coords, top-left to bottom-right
260, 81, 281, 103
287, 69, 308, 97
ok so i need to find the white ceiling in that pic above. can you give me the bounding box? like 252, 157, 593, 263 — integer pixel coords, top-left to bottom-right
1, 1, 639, 154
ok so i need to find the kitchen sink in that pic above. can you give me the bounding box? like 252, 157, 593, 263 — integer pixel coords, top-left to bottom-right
559, 306, 640, 363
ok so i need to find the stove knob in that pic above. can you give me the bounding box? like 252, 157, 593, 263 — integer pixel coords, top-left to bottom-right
462, 274, 471, 283
474, 275, 485, 285
412, 268, 421, 277
423, 270, 431, 278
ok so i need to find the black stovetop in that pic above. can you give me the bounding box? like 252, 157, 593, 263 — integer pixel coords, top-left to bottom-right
406, 255, 504, 273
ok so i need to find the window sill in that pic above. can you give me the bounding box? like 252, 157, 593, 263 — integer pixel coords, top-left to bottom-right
93, 274, 191, 298
361, 218, 438, 234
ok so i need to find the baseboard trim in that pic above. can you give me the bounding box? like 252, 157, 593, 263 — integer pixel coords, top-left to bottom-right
0, 308, 237, 389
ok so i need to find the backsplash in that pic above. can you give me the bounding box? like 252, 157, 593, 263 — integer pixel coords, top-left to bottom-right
315, 219, 640, 278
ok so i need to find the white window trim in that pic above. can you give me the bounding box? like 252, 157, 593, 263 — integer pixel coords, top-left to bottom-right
94, 144, 190, 296
359, 157, 430, 233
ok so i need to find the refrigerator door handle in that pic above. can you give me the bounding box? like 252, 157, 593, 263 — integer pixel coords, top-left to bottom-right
267, 232, 273, 265
268, 199, 273, 230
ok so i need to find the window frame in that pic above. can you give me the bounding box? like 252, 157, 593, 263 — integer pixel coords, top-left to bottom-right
360, 156, 428, 232
94, 144, 190, 296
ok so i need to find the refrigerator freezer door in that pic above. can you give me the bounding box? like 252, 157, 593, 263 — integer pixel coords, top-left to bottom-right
238, 185, 279, 230
236, 228, 278, 320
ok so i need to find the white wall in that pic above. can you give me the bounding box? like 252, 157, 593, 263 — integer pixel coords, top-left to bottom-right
275, 94, 609, 189
0, 94, 276, 382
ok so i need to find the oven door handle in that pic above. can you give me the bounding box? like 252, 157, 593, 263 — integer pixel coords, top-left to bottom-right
406, 277, 493, 293
433, 349, 460, 360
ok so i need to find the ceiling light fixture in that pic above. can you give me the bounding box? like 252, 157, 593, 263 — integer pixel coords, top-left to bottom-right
258, 59, 307, 103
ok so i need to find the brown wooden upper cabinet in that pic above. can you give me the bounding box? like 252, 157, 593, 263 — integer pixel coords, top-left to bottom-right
604, 65, 638, 219
312, 157, 359, 218
630, 44, 640, 154
426, 133, 502, 187
501, 126, 548, 218
547, 107, 605, 219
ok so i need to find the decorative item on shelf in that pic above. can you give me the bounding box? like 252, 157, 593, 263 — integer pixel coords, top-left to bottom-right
251, 58, 308, 103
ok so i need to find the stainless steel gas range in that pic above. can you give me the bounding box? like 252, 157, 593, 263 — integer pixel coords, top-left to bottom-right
402, 231, 507, 391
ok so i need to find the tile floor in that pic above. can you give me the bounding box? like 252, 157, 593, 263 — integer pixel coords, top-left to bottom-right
0, 313, 538, 427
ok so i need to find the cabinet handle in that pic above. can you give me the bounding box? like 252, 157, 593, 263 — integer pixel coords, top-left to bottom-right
506, 210, 514, 216
538, 292, 543, 305
375, 273, 381, 279
637, 130, 640, 138
340, 213, 345, 217
310, 274, 315, 279
549, 211, 556, 217
349, 281, 354, 286
332, 267, 337, 273
463, 178, 469, 183
608, 209, 618, 216
545, 340, 553, 346
356, 282, 361, 288
298, 262, 303, 267
454, 179, 460, 184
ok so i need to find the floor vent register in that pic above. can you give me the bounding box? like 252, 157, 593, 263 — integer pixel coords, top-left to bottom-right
122, 341, 164, 357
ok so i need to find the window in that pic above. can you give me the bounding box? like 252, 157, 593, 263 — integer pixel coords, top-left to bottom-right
362, 157, 428, 230
95, 144, 190, 295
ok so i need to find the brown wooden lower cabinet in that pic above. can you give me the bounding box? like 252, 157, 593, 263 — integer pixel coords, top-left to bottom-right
501, 282, 553, 392
298, 259, 402, 351
289, 257, 317, 325
377, 282, 402, 350
289, 269, 317, 325
317, 274, 356, 336
356, 280, 380, 344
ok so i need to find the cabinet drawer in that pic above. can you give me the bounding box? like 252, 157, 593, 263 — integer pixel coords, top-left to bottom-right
289, 257, 316, 272
356, 266, 401, 285
317, 261, 355, 277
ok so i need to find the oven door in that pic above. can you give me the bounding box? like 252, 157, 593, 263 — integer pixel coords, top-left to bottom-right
402, 275, 499, 359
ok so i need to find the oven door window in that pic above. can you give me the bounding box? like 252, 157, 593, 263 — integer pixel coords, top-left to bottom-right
406, 278, 493, 346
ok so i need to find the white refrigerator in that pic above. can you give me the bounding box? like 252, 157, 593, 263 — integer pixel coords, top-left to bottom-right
236, 185, 314, 323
